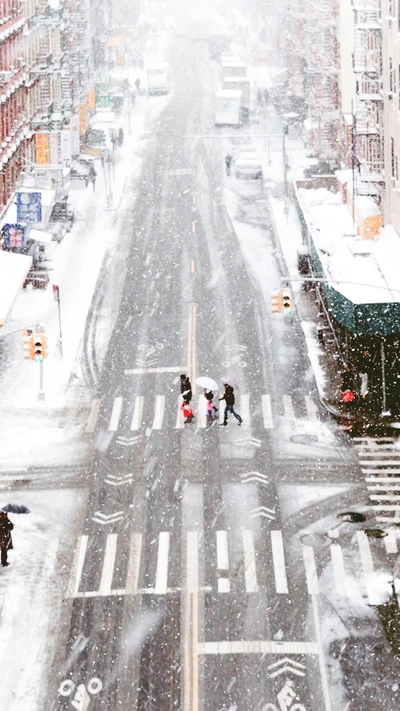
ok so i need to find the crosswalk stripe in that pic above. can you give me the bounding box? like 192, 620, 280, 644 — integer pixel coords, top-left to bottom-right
198, 395, 207, 428
99, 534, 118, 595
86, 399, 102, 433
240, 394, 250, 424
187, 531, 198, 592
370, 494, 400, 501
219, 400, 224, 424
305, 396, 318, 420
152, 395, 165, 430
302, 545, 319, 594
270, 530, 288, 594
262, 394, 273, 429
217, 530, 230, 593
384, 532, 398, 554
125, 532, 142, 594
130, 396, 144, 430
371, 505, 400, 511
175, 398, 185, 429
359, 460, 400, 466
283, 395, 294, 418
364, 472, 400, 477
358, 452, 400, 458
243, 530, 258, 593
330, 543, 346, 594
155, 532, 169, 594
108, 397, 123, 432
356, 531, 376, 604
66, 535, 88, 598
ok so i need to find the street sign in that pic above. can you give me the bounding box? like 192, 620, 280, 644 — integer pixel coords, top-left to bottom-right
2, 223, 25, 249
16, 192, 42, 223
96, 95, 112, 108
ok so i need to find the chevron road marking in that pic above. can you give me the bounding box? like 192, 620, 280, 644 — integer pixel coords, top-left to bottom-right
240, 471, 269, 484
86, 399, 102, 433
108, 397, 123, 432
267, 657, 306, 678
130, 395, 144, 430
251, 506, 276, 520
271, 530, 288, 594
152, 395, 165, 430
105, 473, 133, 486
92, 511, 124, 525
236, 436, 262, 448
262, 394, 273, 429
115, 435, 142, 446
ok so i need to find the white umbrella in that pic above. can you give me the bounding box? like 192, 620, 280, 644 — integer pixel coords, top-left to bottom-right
196, 376, 219, 392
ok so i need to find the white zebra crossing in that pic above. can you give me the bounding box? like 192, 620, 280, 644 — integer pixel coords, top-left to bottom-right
354, 437, 400, 522
86, 392, 320, 434
65, 525, 392, 600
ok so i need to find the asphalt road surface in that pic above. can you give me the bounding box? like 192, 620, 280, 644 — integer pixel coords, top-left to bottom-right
48, 39, 400, 711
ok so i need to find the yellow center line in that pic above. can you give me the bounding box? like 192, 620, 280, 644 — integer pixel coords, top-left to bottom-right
187, 304, 197, 395
192, 592, 199, 711
184, 593, 191, 711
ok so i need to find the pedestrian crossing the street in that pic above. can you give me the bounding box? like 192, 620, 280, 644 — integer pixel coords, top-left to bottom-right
354, 437, 400, 523
85, 392, 321, 434
65, 525, 398, 603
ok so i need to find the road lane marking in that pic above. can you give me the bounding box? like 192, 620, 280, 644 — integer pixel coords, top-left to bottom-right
197, 394, 207, 428
283, 394, 294, 418
240, 394, 250, 425
219, 401, 225, 424
152, 395, 165, 430
357, 530, 377, 604
311, 594, 333, 711
184, 593, 191, 711
66, 535, 88, 598
192, 194, 196, 205
384, 532, 398, 554
262, 394, 273, 429
365, 476, 400, 482
302, 545, 319, 594
217, 530, 230, 593
192, 221, 196, 233
108, 397, 123, 431
271, 530, 288, 594
99, 534, 118, 595
125, 532, 142, 594
330, 543, 346, 594
243, 530, 258, 593
155, 532, 169, 594
192, 592, 199, 711
130, 396, 144, 430
187, 531, 198, 592
125, 366, 185, 374
305, 396, 318, 420
191, 259, 195, 273
175, 398, 185, 429
187, 304, 197, 394
86, 399, 101, 433
197, 641, 319, 654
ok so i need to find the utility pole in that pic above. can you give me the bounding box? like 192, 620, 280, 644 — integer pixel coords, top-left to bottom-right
351, 99, 357, 229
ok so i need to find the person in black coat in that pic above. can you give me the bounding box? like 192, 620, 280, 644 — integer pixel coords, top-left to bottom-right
0, 512, 13, 567
219, 383, 242, 426
180, 374, 192, 403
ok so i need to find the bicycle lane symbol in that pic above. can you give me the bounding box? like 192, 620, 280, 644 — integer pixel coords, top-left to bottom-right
58, 678, 103, 710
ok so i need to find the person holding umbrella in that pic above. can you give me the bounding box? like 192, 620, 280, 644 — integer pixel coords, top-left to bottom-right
0, 512, 14, 567
220, 383, 243, 426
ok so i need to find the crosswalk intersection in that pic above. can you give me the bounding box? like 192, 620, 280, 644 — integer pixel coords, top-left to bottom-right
85, 392, 321, 434
65, 524, 398, 605
354, 437, 400, 523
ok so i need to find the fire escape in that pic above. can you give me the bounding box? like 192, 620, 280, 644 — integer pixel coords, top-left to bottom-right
306, 0, 340, 164
352, 2, 384, 193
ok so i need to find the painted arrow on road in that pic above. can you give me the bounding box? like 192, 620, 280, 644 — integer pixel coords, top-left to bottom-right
92, 511, 124, 525
267, 657, 306, 678
105, 473, 133, 486
251, 506, 276, 520
235, 437, 262, 448
115, 435, 142, 447
240, 471, 269, 484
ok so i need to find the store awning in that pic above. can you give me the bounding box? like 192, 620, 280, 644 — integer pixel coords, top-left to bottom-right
0, 251, 33, 326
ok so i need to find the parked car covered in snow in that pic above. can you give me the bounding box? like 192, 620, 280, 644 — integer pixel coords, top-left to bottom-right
233, 154, 263, 180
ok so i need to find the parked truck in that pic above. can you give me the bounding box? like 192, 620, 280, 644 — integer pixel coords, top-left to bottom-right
147, 64, 170, 95
222, 77, 251, 122
215, 89, 242, 127
221, 60, 247, 78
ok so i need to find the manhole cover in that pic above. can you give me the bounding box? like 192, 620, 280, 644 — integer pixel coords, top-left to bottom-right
337, 511, 366, 523
365, 529, 387, 539
291, 434, 319, 445
301, 534, 332, 548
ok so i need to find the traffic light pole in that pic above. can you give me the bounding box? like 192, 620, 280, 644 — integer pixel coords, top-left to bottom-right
38, 360, 45, 401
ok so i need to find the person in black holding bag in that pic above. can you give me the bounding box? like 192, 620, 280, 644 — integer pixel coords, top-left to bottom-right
180, 374, 192, 403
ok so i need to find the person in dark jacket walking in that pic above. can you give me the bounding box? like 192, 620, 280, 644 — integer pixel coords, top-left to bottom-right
220, 383, 242, 426
225, 154, 233, 176
180, 374, 192, 403
0, 512, 13, 567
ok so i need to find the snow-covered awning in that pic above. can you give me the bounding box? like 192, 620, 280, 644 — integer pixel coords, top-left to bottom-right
0, 251, 32, 327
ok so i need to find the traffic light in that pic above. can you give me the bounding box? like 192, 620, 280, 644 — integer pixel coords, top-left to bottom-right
32, 334, 48, 362
271, 290, 283, 313
282, 288, 292, 315
22, 329, 35, 359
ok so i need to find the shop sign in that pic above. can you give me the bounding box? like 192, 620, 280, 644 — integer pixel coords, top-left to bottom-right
16, 192, 42, 223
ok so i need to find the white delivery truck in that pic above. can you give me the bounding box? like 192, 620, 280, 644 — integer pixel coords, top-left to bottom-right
147, 64, 170, 95
221, 60, 247, 78
215, 89, 242, 127
222, 77, 251, 121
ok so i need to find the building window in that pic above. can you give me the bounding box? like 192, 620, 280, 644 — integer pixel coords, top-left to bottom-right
391, 137, 395, 177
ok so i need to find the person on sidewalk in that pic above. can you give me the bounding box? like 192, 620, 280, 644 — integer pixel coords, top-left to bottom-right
91, 171, 97, 191
204, 389, 218, 421
0, 512, 13, 567
180, 374, 192, 403
225, 154, 233, 176
220, 383, 242, 426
